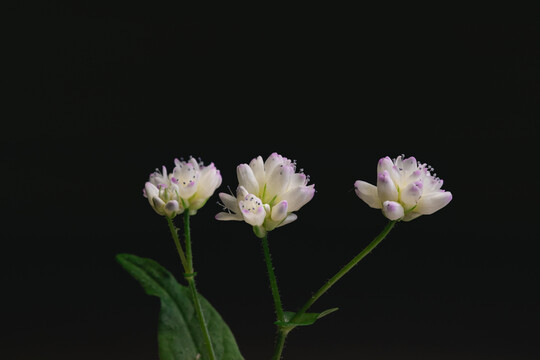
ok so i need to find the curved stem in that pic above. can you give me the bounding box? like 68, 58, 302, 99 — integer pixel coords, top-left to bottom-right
293, 220, 396, 321
261, 233, 285, 322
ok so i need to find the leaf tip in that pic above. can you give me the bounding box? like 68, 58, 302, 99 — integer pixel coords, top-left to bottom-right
115, 253, 129, 263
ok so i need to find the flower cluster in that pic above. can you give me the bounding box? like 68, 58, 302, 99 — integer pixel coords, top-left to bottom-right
215, 153, 315, 237
354, 155, 452, 221
143, 153, 452, 225
143, 157, 222, 218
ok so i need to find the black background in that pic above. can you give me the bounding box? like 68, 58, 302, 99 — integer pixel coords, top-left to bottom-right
3, 4, 540, 360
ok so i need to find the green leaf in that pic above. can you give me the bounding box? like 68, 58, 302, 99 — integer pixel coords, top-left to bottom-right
274, 308, 339, 327
117, 253, 244, 360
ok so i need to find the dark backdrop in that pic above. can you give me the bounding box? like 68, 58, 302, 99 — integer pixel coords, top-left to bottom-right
3, 4, 539, 360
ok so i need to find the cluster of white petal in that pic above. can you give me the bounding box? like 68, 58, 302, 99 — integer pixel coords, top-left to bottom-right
354, 155, 452, 221
215, 153, 315, 237
143, 157, 222, 218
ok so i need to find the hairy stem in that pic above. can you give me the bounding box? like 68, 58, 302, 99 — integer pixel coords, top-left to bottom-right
271, 329, 289, 360
183, 210, 193, 274
271, 220, 397, 359
261, 233, 288, 360
166, 216, 188, 274
167, 213, 216, 360
261, 233, 285, 322
187, 277, 215, 360
294, 220, 396, 320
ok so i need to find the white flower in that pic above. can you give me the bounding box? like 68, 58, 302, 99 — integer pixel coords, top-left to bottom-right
143, 157, 222, 218
215, 152, 315, 237
354, 155, 452, 221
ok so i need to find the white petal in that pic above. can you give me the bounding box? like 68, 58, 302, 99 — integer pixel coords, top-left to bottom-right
179, 182, 197, 199
237, 186, 249, 199
415, 191, 453, 215
209, 170, 223, 195
237, 164, 260, 195
215, 212, 243, 221
402, 212, 422, 222
164, 200, 180, 217
277, 185, 315, 212
290, 173, 308, 188
271, 200, 288, 222
175, 163, 199, 199
249, 156, 266, 189
394, 155, 403, 168
152, 196, 166, 213
382, 201, 405, 220
377, 156, 401, 183
168, 182, 180, 195
197, 165, 221, 198
239, 203, 266, 226
377, 156, 393, 173
406, 169, 423, 183
188, 157, 200, 171
377, 170, 398, 202
401, 156, 418, 174
199, 163, 216, 182
189, 198, 207, 211
219, 192, 240, 213
399, 181, 423, 209
277, 213, 297, 227
145, 182, 159, 202
423, 176, 444, 193
264, 152, 283, 176
266, 164, 294, 200
354, 180, 381, 209
149, 167, 168, 188
262, 218, 279, 231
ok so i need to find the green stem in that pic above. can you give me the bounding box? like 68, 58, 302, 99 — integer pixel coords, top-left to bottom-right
187, 277, 216, 360
184, 212, 216, 360
261, 233, 285, 322
184, 210, 193, 273
271, 329, 288, 360
167, 214, 216, 360
271, 220, 397, 359
166, 216, 188, 274
262, 233, 288, 360
293, 220, 396, 321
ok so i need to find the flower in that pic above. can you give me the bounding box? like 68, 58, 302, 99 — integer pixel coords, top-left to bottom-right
143, 157, 222, 218
354, 155, 452, 221
215, 152, 315, 237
